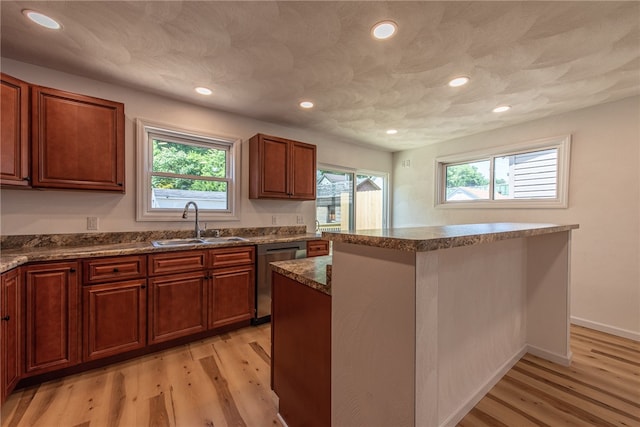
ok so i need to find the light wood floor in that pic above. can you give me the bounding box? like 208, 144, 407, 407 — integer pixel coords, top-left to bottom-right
2, 324, 638, 427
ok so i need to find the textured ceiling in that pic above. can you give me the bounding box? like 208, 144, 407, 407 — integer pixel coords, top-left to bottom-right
2, 1, 639, 151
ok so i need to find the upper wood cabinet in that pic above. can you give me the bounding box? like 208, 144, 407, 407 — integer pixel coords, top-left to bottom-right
249, 133, 316, 200
31, 85, 125, 192
1, 73, 30, 187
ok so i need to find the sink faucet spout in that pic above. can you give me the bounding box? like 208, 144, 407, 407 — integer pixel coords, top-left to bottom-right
182, 201, 201, 238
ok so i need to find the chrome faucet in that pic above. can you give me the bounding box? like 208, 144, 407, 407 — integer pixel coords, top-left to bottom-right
182, 201, 202, 238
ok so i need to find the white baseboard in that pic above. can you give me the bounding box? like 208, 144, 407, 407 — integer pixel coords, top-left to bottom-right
571, 316, 640, 342
439, 345, 528, 427
526, 344, 572, 366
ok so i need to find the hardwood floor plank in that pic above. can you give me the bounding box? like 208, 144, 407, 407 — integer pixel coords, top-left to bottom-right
199, 355, 248, 427
2, 324, 636, 427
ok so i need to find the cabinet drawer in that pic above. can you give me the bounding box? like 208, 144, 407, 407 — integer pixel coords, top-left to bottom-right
83, 255, 147, 284
149, 250, 207, 276
307, 239, 330, 257
209, 246, 255, 268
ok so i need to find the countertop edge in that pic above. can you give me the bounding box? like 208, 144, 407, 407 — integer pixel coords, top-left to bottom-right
322, 223, 579, 252
0, 233, 322, 274
271, 256, 332, 296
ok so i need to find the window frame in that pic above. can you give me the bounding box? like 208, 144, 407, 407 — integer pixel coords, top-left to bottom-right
136, 118, 241, 221
434, 135, 571, 209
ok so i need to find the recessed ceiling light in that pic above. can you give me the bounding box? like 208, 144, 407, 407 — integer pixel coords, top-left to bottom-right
492, 105, 511, 113
195, 87, 212, 95
371, 21, 397, 40
386, 129, 398, 135
22, 9, 61, 30
299, 101, 314, 109
448, 76, 470, 87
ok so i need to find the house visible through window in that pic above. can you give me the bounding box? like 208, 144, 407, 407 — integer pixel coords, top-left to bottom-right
136, 119, 240, 221
436, 135, 571, 208
316, 167, 388, 231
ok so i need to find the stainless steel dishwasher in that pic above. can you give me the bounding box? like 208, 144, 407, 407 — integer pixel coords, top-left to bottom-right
254, 241, 307, 324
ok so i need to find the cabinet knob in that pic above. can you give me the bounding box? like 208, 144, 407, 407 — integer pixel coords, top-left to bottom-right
113, 267, 119, 273
141, 285, 146, 289
117, 182, 123, 186
70, 268, 76, 273
23, 176, 30, 181
1, 315, 9, 321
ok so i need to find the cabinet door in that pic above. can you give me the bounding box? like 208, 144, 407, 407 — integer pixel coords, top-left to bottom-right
1, 73, 30, 187
290, 141, 316, 200
148, 272, 207, 344
1, 268, 22, 403
83, 279, 147, 362
31, 86, 125, 192
209, 265, 255, 329
249, 134, 289, 198
23, 262, 80, 376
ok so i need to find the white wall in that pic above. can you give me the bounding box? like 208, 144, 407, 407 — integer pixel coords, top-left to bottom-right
393, 96, 640, 339
0, 58, 392, 235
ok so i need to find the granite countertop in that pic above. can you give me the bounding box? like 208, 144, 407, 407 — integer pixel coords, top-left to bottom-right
322, 222, 579, 252
271, 255, 332, 296
0, 230, 322, 273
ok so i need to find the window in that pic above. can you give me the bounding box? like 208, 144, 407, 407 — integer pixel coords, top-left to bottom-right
316, 167, 388, 231
136, 119, 240, 221
436, 135, 571, 208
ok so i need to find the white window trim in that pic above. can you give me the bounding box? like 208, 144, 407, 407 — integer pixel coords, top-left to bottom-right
434, 135, 571, 209
136, 118, 241, 221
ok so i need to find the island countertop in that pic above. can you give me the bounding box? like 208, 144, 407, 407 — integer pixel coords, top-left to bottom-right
270, 255, 332, 296
322, 222, 579, 252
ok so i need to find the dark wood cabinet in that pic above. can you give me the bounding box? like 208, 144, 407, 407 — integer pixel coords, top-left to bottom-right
1, 268, 22, 404
272, 272, 331, 427
208, 246, 255, 329
249, 133, 316, 200
1, 73, 30, 187
31, 85, 125, 192
147, 251, 209, 345
23, 262, 80, 376
82, 255, 147, 362
306, 239, 330, 257
209, 265, 255, 329
83, 279, 147, 361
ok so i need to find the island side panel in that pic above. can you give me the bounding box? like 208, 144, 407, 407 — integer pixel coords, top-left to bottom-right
526, 231, 572, 365
430, 238, 528, 426
331, 242, 417, 427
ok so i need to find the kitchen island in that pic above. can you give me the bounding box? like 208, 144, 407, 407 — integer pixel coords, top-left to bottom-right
322, 222, 578, 427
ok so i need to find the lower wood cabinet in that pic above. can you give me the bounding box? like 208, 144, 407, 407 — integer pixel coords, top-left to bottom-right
272, 271, 331, 427
83, 279, 147, 361
1, 268, 22, 404
307, 239, 330, 257
209, 265, 255, 329
23, 262, 80, 376
148, 272, 208, 345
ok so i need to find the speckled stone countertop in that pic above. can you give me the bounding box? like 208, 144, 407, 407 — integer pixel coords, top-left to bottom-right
271, 256, 332, 296
322, 223, 579, 252
0, 227, 322, 273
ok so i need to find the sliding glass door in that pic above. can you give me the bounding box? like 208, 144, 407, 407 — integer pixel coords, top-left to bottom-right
316, 167, 387, 232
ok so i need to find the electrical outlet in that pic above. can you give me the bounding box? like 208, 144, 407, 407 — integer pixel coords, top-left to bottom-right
297, 215, 304, 224
87, 216, 99, 230
272, 215, 278, 225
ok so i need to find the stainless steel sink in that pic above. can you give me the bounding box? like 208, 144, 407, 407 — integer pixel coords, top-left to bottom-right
201, 236, 249, 243
151, 236, 249, 247
151, 238, 206, 247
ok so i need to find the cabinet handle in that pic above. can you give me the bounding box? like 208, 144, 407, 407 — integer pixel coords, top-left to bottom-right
140, 285, 146, 289
1, 315, 9, 321
70, 268, 76, 273
117, 182, 123, 186
23, 176, 30, 181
